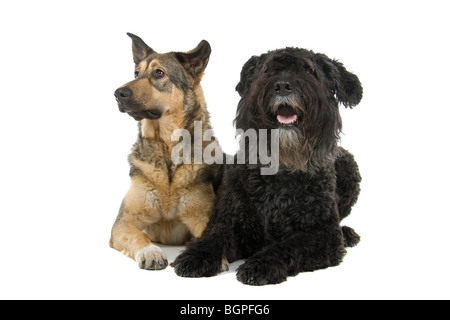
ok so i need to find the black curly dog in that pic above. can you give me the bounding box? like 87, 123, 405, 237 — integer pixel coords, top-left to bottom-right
172, 47, 363, 285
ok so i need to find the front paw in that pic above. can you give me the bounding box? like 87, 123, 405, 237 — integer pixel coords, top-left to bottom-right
236, 258, 288, 286
135, 244, 168, 270
172, 249, 224, 278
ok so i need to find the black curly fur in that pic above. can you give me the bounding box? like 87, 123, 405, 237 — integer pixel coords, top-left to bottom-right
173, 47, 363, 285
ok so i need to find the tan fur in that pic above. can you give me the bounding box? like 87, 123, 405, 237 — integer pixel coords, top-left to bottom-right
110, 158, 216, 258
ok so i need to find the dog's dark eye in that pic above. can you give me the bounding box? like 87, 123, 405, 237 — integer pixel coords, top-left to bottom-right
305, 65, 313, 74
134, 70, 139, 78
154, 69, 165, 79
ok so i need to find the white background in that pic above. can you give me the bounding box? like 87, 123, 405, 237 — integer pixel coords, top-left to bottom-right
0, 0, 449, 300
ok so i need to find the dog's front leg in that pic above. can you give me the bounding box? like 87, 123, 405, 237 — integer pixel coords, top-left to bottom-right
236, 229, 346, 285
173, 166, 247, 278
110, 206, 168, 270
172, 222, 234, 277
109, 177, 168, 270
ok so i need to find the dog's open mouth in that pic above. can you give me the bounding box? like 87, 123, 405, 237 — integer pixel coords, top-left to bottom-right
276, 105, 301, 125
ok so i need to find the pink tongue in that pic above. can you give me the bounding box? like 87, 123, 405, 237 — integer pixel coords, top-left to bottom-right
277, 114, 298, 124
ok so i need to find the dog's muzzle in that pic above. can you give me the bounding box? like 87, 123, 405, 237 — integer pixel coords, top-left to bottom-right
114, 87, 162, 121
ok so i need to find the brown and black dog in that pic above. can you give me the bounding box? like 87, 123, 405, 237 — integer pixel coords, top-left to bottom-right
110, 33, 221, 270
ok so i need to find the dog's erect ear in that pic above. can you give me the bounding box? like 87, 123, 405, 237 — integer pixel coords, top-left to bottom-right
175, 40, 211, 78
127, 33, 155, 64
315, 54, 363, 108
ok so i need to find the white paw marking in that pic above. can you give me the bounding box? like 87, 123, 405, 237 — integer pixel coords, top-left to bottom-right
135, 244, 168, 270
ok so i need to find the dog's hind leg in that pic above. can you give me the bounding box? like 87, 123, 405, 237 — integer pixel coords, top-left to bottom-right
335, 147, 361, 220
335, 147, 362, 247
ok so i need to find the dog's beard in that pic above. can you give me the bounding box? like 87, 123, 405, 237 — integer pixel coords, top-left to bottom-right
269, 95, 308, 171
278, 127, 308, 172
278, 126, 336, 173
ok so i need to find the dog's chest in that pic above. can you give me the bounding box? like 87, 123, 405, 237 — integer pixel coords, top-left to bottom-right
132, 156, 212, 219
246, 171, 331, 238
144, 189, 189, 219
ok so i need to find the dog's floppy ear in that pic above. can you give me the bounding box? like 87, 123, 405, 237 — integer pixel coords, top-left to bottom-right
235, 54, 270, 97
127, 33, 155, 64
315, 54, 363, 108
235, 56, 260, 97
175, 40, 211, 78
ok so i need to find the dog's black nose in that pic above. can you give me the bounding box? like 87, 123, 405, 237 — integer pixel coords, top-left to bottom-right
274, 81, 293, 95
114, 87, 132, 101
